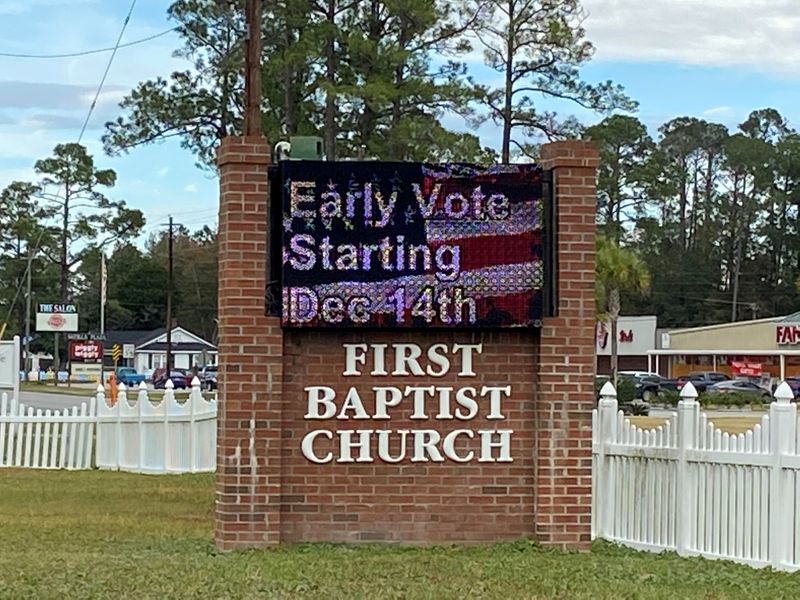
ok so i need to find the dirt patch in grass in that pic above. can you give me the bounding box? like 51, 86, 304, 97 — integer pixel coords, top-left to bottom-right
630, 415, 762, 435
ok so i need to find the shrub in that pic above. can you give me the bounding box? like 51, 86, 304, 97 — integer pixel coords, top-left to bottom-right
615, 377, 637, 404
659, 389, 680, 407
595, 376, 610, 398
700, 392, 767, 408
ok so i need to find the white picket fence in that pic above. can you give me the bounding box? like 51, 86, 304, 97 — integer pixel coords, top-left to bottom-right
0, 379, 216, 474
96, 380, 216, 473
593, 380, 800, 571
0, 394, 95, 469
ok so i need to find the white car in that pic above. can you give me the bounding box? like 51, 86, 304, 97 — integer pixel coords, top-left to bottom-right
618, 370, 662, 378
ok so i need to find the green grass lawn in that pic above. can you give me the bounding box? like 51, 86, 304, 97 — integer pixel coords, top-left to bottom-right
0, 471, 797, 599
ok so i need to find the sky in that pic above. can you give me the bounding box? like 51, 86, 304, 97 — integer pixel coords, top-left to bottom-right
1, 0, 799, 237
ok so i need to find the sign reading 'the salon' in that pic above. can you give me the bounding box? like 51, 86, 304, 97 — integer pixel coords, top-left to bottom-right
301, 342, 514, 464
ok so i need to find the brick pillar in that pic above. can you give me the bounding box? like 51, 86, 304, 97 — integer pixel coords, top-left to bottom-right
535, 140, 599, 549
215, 136, 284, 550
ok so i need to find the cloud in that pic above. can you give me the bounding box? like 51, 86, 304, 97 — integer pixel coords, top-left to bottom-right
156, 167, 169, 177
83, 88, 127, 108
0, 0, 94, 15
0, 80, 128, 111
184, 183, 198, 193
582, 0, 800, 75
0, 166, 38, 186
703, 106, 733, 116
16, 113, 87, 129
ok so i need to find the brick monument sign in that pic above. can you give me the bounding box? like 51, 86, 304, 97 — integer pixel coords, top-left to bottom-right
216, 136, 598, 550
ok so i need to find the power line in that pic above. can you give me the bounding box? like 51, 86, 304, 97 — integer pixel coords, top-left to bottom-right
78, 0, 138, 143
0, 27, 177, 59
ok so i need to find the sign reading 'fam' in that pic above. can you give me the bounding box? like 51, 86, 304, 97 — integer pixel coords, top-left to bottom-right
300, 342, 513, 464
276, 161, 548, 328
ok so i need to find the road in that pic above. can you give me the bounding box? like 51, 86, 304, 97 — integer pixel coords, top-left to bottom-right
16, 391, 88, 412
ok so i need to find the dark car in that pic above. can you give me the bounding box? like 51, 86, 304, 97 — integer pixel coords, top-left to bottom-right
618, 372, 680, 393
617, 373, 660, 403
596, 375, 650, 416
647, 374, 680, 392
773, 377, 800, 399
200, 365, 218, 391
676, 371, 730, 393
152, 368, 192, 390
707, 379, 771, 402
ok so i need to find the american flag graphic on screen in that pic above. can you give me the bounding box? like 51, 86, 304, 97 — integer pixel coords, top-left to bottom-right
278, 161, 546, 328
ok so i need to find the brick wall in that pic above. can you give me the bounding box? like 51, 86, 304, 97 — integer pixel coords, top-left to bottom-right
216, 137, 284, 550
215, 137, 598, 550
281, 330, 536, 543
536, 141, 599, 548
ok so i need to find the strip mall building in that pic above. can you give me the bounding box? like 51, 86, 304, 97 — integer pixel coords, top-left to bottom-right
649, 313, 800, 381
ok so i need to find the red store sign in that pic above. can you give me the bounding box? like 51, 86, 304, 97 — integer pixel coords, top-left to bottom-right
731, 361, 762, 377
777, 325, 800, 345
69, 340, 103, 362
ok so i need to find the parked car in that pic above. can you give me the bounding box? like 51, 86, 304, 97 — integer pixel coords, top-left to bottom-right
676, 371, 730, 393
773, 377, 800, 399
619, 371, 679, 392
115, 367, 146, 387
706, 379, 771, 402
595, 375, 650, 416
617, 373, 660, 403
200, 365, 218, 391
152, 368, 192, 390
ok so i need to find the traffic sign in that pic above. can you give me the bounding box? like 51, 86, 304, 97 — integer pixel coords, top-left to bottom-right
112, 343, 122, 363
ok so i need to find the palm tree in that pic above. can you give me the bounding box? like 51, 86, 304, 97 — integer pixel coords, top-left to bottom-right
596, 236, 651, 385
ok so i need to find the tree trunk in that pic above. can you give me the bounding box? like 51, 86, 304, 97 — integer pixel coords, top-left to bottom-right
689, 161, 698, 248
609, 288, 620, 386
501, 1, 515, 163
323, 0, 337, 159
55, 184, 71, 371
610, 149, 621, 242
282, 25, 297, 136
679, 158, 688, 249
731, 234, 741, 322
389, 19, 409, 160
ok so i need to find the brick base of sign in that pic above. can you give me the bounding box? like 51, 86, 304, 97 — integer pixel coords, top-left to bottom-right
281, 330, 536, 543
215, 137, 598, 551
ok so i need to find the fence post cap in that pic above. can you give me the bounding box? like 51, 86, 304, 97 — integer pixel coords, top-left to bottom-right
191, 376, 201, 387
599, 381, 617, 399
118, 382, 127, 392
138, 381, 148, 391
165, 379, 175, 390
680, 381, 698, 400
774, 381, 794, 405
96, 384, 104, 393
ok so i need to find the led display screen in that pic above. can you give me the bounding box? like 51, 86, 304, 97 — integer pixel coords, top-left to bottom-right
278, 161, 547, 328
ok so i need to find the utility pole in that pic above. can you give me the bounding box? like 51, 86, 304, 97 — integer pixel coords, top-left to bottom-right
24, 250, 33, 373
244, 0, 262, 136
100, 252, 106, 336
731, 235, 742, 322
166, 215, 174, 373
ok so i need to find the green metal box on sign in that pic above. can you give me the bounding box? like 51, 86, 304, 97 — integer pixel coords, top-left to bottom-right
289, 136, 324, 160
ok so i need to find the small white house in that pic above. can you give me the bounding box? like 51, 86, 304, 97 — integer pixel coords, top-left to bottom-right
104, 327, 217, 374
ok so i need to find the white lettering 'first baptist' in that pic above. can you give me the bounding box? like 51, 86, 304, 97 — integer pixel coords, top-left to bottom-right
299, 342, 515, 465
304, 385, 511, 421
342, 343, 482, 377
